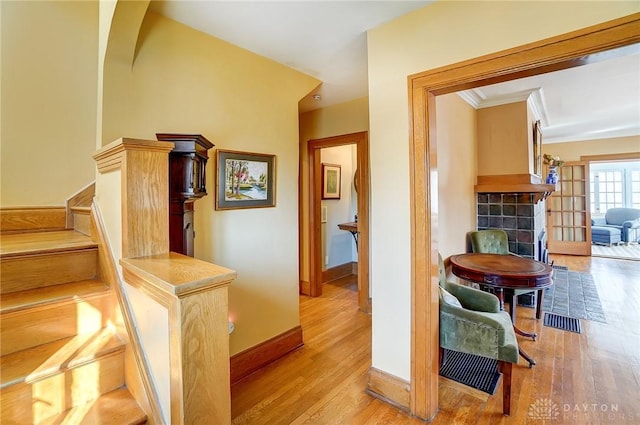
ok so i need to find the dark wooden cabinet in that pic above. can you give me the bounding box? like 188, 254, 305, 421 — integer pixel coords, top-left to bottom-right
157, 133, 214, 257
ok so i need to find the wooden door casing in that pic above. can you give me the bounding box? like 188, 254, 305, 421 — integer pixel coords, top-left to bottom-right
407, 14, 639, 420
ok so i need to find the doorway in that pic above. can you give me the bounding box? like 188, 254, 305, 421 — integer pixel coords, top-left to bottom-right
305, 131, 370, 313
407, 15, 640, 419
586, 154, 640, 260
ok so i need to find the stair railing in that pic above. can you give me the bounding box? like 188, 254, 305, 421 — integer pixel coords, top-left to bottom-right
93, 138, 236, 425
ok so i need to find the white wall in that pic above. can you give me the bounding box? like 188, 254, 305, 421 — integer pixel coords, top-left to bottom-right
321, 145, 358, 269
367, 1, 640, 381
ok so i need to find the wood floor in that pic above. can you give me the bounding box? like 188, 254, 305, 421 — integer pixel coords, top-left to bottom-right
231, 255, 640, 424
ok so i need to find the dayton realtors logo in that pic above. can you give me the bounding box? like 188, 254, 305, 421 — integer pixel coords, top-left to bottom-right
529, 399, 634, 423
528, 398, 560, 422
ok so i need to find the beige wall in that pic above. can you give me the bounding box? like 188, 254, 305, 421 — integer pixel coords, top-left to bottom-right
544, 135, 640, 161
98, 0, 148, 147
367, 1, 640, 381
436, 94, 477, 259
527, 101, 539, 176
298, 97, 370, 283
477, 101, 530, 176
103, 11, 319, 356
1, 1, 98, 206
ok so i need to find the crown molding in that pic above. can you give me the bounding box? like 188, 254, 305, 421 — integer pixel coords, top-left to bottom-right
456, 90, 482, 109
457, 87, 549, 127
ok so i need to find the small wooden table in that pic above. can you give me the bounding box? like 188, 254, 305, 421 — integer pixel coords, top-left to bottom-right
338, 221, 358, 248
450, 253, 553, 367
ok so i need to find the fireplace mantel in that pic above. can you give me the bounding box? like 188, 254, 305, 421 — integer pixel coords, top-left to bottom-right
474, 174, 556, 203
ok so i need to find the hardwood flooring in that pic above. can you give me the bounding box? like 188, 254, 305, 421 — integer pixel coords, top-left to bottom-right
231, 255, 640, 424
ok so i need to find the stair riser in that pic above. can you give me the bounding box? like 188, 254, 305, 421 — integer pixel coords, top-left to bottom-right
0, 207, 67, 233
1, 293, 110, 356
1, 249, 97, 294
0, 352, 124, 425
73, 210, 92, 237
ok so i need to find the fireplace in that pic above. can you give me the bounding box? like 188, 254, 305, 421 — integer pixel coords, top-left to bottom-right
477, 191, 550, 307
476, 192, 547, 261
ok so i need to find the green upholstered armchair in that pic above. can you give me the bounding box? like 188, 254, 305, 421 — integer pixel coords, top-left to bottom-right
438, 254, 519, 415
470, 229, 544, 321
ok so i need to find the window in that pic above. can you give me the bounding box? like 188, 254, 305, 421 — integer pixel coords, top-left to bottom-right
590, 161, 640, 216
632, 170, 640, 208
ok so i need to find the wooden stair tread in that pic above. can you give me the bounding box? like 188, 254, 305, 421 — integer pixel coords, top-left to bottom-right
0, 279, 108, 314
37, 388, 147, 425
0, 229, 97, 258
1, 328, 124, 389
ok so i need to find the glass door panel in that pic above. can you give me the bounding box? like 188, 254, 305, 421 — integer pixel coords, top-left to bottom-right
547, 161, 591, 255
562, 197, 573, 209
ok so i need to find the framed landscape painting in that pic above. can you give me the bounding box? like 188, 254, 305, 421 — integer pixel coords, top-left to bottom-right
215, 149, 276, 210
322, 163, 341, 200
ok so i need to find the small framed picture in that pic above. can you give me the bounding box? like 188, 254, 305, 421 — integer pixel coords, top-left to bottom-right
533, 120, 543, 177
215, 149, 276, 210
322, 163, 341, 200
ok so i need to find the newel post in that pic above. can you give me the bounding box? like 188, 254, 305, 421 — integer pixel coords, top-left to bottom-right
121, 254, 235, 425
93, 137, 174, 258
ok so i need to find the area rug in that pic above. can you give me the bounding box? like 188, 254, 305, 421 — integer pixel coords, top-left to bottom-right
541, 268, 607, 323
439, 349, 500, 395
591, 242, 640, 260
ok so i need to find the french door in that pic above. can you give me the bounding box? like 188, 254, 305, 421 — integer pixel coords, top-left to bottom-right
547, 161, 592, 255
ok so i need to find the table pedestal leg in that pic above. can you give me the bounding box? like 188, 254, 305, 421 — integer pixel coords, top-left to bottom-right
494, 287, 505, 311
497, 289, 537, 367
514, 325, 537, 341
510, 293, 537, 341
518, 347, 536, 368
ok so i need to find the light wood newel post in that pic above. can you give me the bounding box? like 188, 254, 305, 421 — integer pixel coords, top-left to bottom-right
121, 253, 236, 425
93, 138, 175, 258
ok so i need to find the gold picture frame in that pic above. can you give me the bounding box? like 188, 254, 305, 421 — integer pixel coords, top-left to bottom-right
533, 120, 543, 177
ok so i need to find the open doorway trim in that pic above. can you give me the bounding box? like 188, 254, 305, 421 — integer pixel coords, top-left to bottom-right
581, 152, 640, 162
306, 131, 371, 313
584, 152, 640, 261
407, 14, 640, 420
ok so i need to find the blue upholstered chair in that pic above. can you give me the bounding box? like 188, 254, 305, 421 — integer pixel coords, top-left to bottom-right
438, 254, 519, 415
591, 208, 640, 245
469, 230, 544, 321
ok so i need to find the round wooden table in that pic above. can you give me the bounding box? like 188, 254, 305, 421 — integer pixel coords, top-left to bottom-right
449, 253, 553, 367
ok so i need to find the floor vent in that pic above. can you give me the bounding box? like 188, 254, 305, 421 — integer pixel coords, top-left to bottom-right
439, 350, 500, 395
543, 312, 581, 333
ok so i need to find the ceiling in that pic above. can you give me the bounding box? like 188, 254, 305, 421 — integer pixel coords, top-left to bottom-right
149, 1, 640, 144
460, 45, 640, 144
148, 1, 432, 112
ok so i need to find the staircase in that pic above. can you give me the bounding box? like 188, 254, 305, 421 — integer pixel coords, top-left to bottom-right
0, 208, 147, 424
